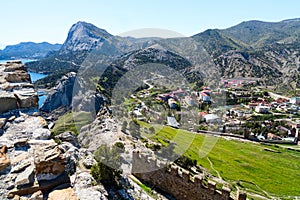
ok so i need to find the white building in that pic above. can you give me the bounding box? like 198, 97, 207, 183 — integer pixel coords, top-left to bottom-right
255, 105, 270, 114
204, 114, 222, 123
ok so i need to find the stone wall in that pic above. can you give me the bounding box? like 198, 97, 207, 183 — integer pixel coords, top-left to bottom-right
132, 152, 246, 200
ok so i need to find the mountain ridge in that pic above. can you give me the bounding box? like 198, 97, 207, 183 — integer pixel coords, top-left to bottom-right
0, 42, 61, 59
27, 18, 300, 90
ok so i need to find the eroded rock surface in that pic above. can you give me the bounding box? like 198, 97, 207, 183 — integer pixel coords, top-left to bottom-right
0, 145, 10, 172
0, 114, 75, 199
0, 61, 38, 113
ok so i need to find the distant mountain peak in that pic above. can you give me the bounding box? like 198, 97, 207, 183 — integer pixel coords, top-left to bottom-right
70, 21, 112, 37
60, 21, 114, 53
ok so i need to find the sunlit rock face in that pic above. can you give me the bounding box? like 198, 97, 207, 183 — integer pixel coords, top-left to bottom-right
0, 60, 38, 113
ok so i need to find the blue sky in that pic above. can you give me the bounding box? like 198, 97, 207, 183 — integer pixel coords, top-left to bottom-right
0, 0, 300, 49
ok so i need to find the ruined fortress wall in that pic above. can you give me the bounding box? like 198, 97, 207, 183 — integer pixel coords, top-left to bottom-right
132, 152, 246, 200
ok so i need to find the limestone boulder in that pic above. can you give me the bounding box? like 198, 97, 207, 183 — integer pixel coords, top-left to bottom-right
83, 154, 97, 169
70, 171, 108, 200
0, 91, 18, 113
0, 114, 83, 199
0, 115, 51, 148
48, 187, 78, 200
32, 128, 51, 140
4, 63, 26, 72
58, 142, 79, 175
7, 143, 70, 198
15, 165, 35, 187
5, 70, 31, 83
14, 88, 38, 108
0, 145, 10, 172
0, 61, 38, 113
34, 146, 66, 181
11, 159, 32, 173
55, 131, 80, 148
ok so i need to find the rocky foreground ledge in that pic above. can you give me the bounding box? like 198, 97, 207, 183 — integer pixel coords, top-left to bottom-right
0, 113, 108, 200
0, 61, 38, 113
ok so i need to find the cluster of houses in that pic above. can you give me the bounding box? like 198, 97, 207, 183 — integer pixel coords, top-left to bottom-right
244, 95, 300, 114
127, 80, 300, 144
250, 119, 300, 143
154, 88, 216, 127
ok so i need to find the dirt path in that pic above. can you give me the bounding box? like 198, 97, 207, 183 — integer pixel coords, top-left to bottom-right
207, 157, 222, 180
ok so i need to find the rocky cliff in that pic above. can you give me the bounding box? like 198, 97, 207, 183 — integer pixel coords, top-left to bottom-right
40, 72, 77, 113
0, 61, 38, 113
41, 71, 106, 115
0, 111, 111, 200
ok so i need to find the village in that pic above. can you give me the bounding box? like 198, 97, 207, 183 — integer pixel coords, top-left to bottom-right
125, 76, 300, 145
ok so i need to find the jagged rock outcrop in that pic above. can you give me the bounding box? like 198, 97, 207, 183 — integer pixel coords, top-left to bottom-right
0, 61, 38, 113
40, 72, 76, 113
0, 92, 18, 114
34, 145, 66, 181
82, 154, 97, 169
78, 108, 119, 152
70, 171, 108, 200
0, 111, 111, 199
55, 131, 80, 148
0, 114, 76, 199
59, 21, 118, 54
41, 71, 106, 114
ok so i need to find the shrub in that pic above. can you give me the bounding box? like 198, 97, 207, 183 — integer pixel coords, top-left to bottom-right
91, 144, 123, 185
175, 155, 197, 169
114, 142, 125, 153
149, 126, 155, 134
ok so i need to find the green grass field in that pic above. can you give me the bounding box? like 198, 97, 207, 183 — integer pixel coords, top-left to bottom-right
52, 111, 93, 135
139, 121, 300, 199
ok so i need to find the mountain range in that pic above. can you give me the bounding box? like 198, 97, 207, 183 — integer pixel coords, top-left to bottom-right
26, 19, 300, 91
0, 42, 62, 60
